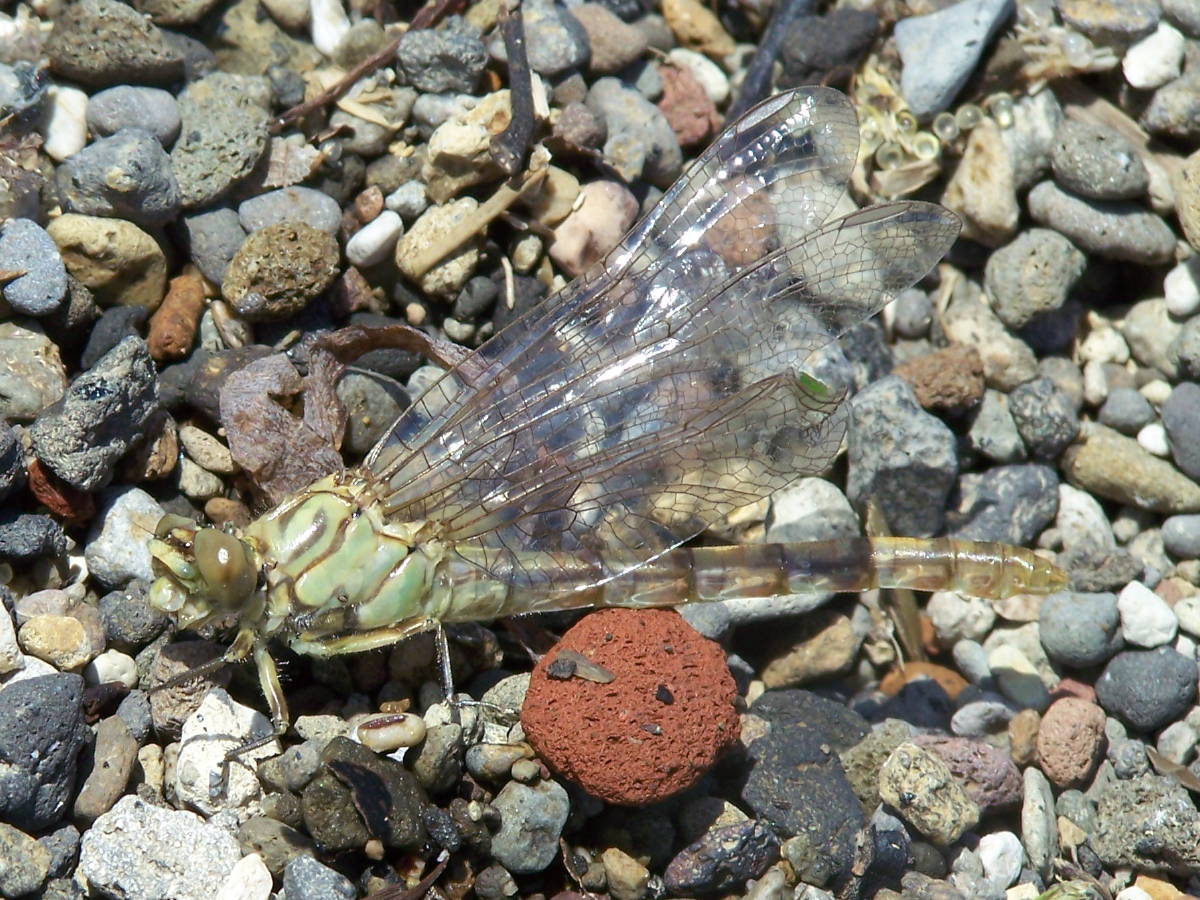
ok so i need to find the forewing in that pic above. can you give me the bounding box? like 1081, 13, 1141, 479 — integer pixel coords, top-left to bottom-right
363, 88, 959, 580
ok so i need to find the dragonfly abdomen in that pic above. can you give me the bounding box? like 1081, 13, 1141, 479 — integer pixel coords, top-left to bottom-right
445, 535, 1066, 620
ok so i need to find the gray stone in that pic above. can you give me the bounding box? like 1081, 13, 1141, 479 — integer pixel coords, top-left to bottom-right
84, 488, 165, 588
848, 376, 958, 537
948, 464, 1058, 544
1039, 591, 1123, 668
29, 337, 158, 491
766, 477, 861, 543
57, 127, 180, 227
1164, 0, 1200, 34
1057, 0, 1160, 42
86, 86, 180, 146
1142, 73, 1200, 142
490, 778, 570, 874
1096, 647, 1197, 733
1008, 376, 1080, 460
238, 185, 343, 235
171, 73, 271, 209
45, 0, 183, 86
181, 207, 245, 285
1027, 181, 1175, 265
1093, 774, 1200, 875
984, 228, 1085, 330
0, 219, 69, 316
1163, 514, 1200, 559
397, 16, 487, 92
1124, 298, 1182, 379
1050, 120, 1149, 200
1098, 386, 1154, 434
489, 0, 590, 76
0, 674, 87, 831
281, 854, 356, 900
1162, 382, 1200, 481
586, 76, 683, 188
0, 322, 67, 420
968, 389, 1027, 463
78, 795, 241, 900
895, 0, 1014, 117
0, 823, 50, 898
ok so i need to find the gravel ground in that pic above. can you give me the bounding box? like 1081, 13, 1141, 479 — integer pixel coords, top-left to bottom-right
3, 0, 1200, 898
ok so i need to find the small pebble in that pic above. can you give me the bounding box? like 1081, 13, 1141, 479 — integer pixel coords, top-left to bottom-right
1163, 514, 1200, 559
345, 210, 403, 267
1027, 181, 1175, 266
0, 219, 68, 316
1136, 422, 1170, 457
1050, 120, 1149, 201
894, 0, 1012, 117
1117, 580, 1178, 647
1142, 72, 1200, 142
1035, 697, 1106, 788
353, 711, 426, 752
83, 649, 137, 689
1098, 387, 1154, 435
1095, 647, 1198, 732
41, 85, 90, 162
988, 645, 1050, 711
238, 186, 342, 235
1123, 21, 1185, 90
977, 831, 1024, 890
86, 85, 180, 145
879, 742, 980, 845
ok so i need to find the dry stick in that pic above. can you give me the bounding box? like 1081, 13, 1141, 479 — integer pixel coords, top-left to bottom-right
489, 1, 535, 177
272, 0, 461, 133
402, 161, 549, 279
726, 0, 817, 120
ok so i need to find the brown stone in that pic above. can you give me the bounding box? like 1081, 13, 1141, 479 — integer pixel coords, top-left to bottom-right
893, 344, 985, 414
1036, 696, 1106, 788
148, 269, 206, 361
522, 608, 739, 805
28, 457, 95, 523
657, 64, 719, 149
1008, 707, 1040, 766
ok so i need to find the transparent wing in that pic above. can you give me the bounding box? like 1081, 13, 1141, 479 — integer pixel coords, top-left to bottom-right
362, 88, 960, 586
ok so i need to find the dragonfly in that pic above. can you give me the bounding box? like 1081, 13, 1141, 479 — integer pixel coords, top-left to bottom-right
148, 86, 1067, 734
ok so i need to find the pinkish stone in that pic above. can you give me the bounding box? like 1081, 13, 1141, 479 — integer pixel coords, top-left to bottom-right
1036, 697, 1106, 788
912, 735, 1023, 812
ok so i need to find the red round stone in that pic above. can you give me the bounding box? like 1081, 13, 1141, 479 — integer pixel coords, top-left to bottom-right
521, 607, 740, 806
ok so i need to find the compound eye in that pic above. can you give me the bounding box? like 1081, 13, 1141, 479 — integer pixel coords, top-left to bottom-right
193, 528, 255, 608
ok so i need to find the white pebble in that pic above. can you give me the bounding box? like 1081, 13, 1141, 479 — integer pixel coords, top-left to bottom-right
1165, 257, 1200, 318
1137, 422, 1170, 457
666, 48, 730, 105
215, 854, 273, 900
84, 649, 138, 689
977, 830, 1024, 889
353, 711, 427, 752
1118, 580, 1178, 648
1123, 21, 1185, 90
1140, 379, 1172, 407
309, 0, 350, 56
1057, 483, 1116, 552
1115, 888, 1154, 900
1082, 359, 1109, 408
345, 210, 403, 267
385, 181, 429, 221
1077, 325, 1129, 364
41, 84, 89, 161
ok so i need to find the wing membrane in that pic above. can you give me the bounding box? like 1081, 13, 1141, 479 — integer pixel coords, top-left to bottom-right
363, 87, 960, 581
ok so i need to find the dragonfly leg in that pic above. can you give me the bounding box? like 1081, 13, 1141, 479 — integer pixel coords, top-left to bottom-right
289, 618, 440, 656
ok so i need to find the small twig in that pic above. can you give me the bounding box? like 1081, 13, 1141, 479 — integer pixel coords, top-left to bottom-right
272, 0, 460, 133
489, 1, 535, 177
727, 0, 817, 119
403, 156, 548, 279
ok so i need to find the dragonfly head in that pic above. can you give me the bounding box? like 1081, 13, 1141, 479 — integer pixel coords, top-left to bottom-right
148, 514, 261, 630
